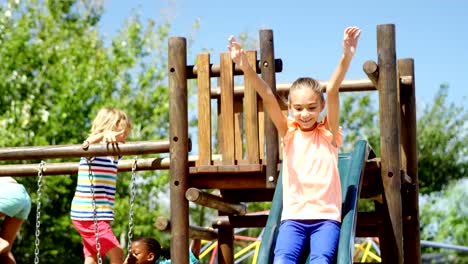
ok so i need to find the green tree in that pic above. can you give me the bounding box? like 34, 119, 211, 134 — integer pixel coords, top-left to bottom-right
419, 178, 468, 263
416, 84, 467, 193
0, 0, 172, 262
339, 84, 467, 194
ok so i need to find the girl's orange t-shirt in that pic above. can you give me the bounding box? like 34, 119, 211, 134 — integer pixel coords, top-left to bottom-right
281, 119, 342, 222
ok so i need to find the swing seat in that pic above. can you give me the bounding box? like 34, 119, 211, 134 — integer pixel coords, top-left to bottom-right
257, 140, 370, 264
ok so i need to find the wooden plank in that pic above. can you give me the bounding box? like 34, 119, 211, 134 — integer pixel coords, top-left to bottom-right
189, 164, 263, 174
196, 53, 212, 166
377, 24, 403, 264
398, 58, 421, 263
220, 52, 235, 165
168, 36, 190, 264
260, 29, 279, 188
234, 97, 243, 161
244, 50, 260, 164
258, 106, 265, 160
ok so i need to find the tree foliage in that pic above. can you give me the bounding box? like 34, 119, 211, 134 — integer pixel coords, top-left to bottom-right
0, 0, 172, 262
416, 84, 467, 193
339, 84, 466, 194
420, 178, 468, 262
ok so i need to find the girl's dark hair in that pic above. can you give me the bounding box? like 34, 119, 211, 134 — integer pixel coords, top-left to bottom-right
134, 237, 162, 258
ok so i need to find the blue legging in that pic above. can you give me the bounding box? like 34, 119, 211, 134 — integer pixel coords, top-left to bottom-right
273, 219, 341, 264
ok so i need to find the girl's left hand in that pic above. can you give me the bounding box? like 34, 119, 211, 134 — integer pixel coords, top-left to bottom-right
102, 129, 126, 143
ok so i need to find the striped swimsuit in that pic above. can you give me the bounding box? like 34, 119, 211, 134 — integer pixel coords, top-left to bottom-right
71, 157, 119, 221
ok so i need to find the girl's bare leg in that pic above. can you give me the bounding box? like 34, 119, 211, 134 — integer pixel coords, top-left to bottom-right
0, 216, 24, 264
84, 256, 97, 264
107, 246, 124, 264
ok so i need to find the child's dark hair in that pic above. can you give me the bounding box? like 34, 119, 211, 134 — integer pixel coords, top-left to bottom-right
134, 237, 162, 258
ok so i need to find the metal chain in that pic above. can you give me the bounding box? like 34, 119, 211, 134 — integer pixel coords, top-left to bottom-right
87, 158, 103, 264
34, 161, 45, 264
127, 156, 138, 254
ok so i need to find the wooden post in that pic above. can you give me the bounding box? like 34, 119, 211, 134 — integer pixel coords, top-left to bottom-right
376, 24, 403, 263
260, 29, 279, 188
169, 36, 189, 264
218, 227, 234, 264
398, 58, 421, 263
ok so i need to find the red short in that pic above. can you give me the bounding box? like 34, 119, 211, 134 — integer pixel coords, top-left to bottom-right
72, 220, 120, 257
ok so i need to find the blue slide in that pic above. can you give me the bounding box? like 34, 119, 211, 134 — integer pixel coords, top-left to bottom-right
257, 140, 370, 264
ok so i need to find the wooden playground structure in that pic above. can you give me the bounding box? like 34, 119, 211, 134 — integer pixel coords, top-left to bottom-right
0, 23, 420, 263
166, 23, 420, 264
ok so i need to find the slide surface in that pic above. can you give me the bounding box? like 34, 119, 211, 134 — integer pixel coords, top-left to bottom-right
257, 140, 369, 264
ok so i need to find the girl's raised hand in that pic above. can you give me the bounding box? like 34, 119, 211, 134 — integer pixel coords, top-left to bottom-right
343, 26, 361, 57
228, 35, 246, 68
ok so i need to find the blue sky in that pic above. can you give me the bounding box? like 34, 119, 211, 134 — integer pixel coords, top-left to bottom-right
100, 0, 467, 106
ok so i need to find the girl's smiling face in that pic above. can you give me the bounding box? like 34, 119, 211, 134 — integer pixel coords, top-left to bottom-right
289, 88, 324, 131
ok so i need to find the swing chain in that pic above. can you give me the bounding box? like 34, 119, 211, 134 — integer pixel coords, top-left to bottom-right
127, 156, 138, 254
34, 161, 45, 264
87, 158, 103, 264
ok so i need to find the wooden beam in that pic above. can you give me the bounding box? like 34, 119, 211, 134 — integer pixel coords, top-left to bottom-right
0, 154, 222, 177
168, 36, 190, 264
0, 140, 170, 161
155, 217, 218, 241
209, 77, 413, 97
220, 189, 275, 202
189, 172, 267, 189
186, 58, 283, 79
185, 188, 247, 215
363, 60, 379, 88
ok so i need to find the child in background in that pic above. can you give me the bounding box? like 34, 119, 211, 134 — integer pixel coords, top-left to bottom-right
71, 107, 132, 264
0, 176, 31, 264
124, 237, 200, 264
228, 27, 361, 263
